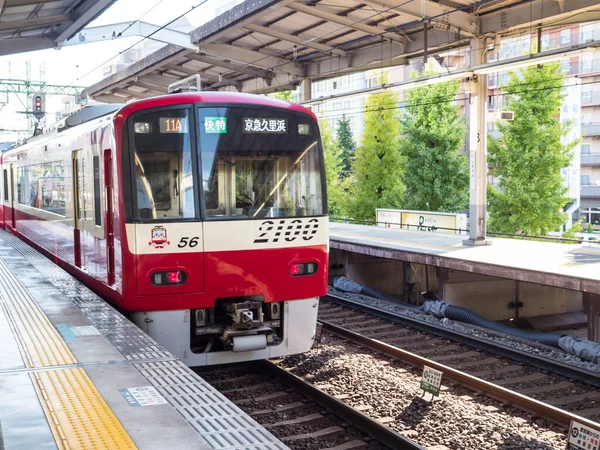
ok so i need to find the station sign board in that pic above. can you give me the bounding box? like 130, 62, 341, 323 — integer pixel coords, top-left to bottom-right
567, 421, 600, 450
376, 209, 467, 235
420, 365, 443, 397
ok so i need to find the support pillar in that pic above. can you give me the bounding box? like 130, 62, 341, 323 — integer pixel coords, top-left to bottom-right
584, 292, 600, 342
301, 78, 312, 102
435, 267, 449, 300
464, 38, 491, 246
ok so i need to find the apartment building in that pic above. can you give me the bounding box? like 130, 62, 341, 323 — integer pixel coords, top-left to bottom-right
308, 22, 600, 230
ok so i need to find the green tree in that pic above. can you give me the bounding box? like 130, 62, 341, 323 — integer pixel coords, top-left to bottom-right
487, 63, 576, 235
563, 220, 583, 239
336, 117, 356, 178
348, 76, 404, 220
268, 90, 295, 102
319, 120, 345, 216
400, 69, 468, 212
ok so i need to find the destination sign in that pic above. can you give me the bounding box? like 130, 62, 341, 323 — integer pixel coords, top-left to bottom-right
243, 118, 287, 133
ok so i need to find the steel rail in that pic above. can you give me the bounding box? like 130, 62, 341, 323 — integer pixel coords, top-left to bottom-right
324, 294, 600, 388
259, 360, 424, 450
318, 318, 600, 432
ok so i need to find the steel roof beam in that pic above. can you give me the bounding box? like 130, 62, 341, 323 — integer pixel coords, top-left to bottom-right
287, 2, 404, 44
188, 53, 274, 79
190, 0, 297, 44
201, 43, 304, 76
128, 80, 168, 94
0, 35, 56, 56
360, 0, 478, 36
481, 0, 600, 34
112, 88, 149, 99
4, 0, 53, 5
54, 0, 115, 43
0, 15, 71, 32
243, 23, 347, 57
135, 74, 180, 88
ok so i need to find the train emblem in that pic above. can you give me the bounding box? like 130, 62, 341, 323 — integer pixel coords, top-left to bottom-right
149, 226, 170, 249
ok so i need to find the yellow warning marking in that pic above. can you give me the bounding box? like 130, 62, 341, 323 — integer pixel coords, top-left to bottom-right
0, 258, 137, 449
0, 266, 76, 367
31, 368, 136, 450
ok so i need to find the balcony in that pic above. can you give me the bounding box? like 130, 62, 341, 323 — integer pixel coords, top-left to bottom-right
582, 123, 600, 137
581, 185, 600, 198
582, 91, 600, 107
578, 59, 600, 76
581, 153, 600, 165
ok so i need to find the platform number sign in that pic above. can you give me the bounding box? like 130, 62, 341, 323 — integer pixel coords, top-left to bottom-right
420, 366, 443, 398
567, 421, 600, 450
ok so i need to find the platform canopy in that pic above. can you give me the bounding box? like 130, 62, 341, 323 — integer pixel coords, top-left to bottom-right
0, 0, 117, 56
82, 0, 600, 103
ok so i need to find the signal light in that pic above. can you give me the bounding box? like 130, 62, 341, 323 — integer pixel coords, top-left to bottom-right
290, 262, 318, 277
31, 93, 45, 119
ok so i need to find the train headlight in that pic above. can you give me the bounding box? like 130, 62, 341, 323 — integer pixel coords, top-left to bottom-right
151, 270, 187, 285
289, 262, 318, 277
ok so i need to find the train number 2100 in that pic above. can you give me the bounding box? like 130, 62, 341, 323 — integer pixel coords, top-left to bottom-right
254, 219, 319, 244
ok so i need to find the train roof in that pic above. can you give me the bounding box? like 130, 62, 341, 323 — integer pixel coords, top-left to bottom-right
117, 91, 317, 121
2, 92, 317, 158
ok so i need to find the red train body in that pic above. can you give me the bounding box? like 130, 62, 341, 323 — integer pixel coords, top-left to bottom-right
0, 92, 328, 365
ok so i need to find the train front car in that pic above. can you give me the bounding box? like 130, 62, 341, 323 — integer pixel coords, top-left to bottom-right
118, 93, 328, 366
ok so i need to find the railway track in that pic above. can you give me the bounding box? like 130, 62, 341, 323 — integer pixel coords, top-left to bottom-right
195, 360, 423, 450
319, 294, 600, 428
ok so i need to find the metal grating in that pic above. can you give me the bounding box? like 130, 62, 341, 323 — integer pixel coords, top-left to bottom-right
0, 230, 171, 360
136, 360, 288, 450
0, 229, 288, 449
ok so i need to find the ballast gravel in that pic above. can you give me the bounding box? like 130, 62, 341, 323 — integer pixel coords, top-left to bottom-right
280, 333, 568, 450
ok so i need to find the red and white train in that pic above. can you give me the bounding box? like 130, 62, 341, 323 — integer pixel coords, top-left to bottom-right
0, 91, 328, 365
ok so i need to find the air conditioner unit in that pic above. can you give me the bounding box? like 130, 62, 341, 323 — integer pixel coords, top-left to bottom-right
489, 111, 515, 121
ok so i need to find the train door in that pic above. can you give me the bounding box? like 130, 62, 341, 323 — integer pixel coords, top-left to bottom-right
104, 149, 115, 285
71, 151, 82, 267
10, 164, 16, 229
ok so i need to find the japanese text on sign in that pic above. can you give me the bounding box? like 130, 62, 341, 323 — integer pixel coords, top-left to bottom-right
243, 118, 287, 133
420, 366, 443, 396
204, 117, 227, 134
119, 386, 167, 407
568, 421, 600, 450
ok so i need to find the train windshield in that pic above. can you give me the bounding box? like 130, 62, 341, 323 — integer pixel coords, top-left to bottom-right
199, 107, 324, 219
131, 108, 195, 220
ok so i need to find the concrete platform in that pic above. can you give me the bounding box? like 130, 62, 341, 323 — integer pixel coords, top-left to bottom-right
330, 223, 600, 341
330, 223, 600, 294
0, 229, 287, 450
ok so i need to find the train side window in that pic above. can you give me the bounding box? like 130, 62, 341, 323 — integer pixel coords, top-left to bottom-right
131, 108, 195, 221
93, 156, 101, 226
3, 169, 7, 201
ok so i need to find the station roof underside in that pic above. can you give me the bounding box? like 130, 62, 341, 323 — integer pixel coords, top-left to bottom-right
83, 0, 600, 103
0, 0, 118, 56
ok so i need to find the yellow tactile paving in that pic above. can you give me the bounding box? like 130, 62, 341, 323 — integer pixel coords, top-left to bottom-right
0, 258, 137, 450
32, 369, 136, 450
0, 265, 76, 367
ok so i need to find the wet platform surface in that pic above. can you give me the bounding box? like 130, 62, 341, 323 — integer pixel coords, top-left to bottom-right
330, 223, 600, 294
0, 229, 287, 450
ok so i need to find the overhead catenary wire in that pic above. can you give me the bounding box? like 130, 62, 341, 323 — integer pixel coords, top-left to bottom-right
68, 0, 213, 87
312, 76, 600, 120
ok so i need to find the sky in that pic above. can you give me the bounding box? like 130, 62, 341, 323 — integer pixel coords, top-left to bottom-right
1, 0, 238, 140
